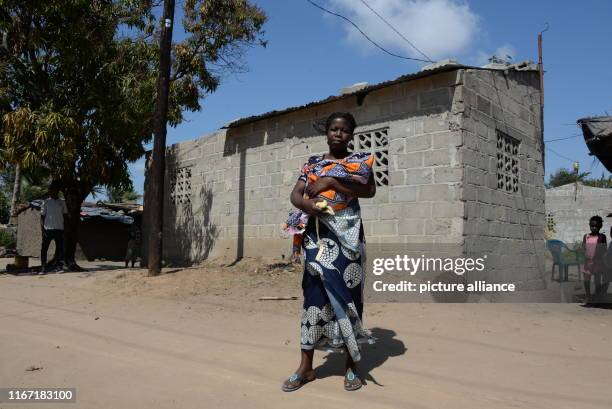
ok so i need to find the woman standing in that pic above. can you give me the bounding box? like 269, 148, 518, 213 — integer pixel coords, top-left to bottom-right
282, 112, 376, 392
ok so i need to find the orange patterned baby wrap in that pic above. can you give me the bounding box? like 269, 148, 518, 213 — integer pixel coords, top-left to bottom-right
282, 152, 374, 236
299, 152, 374, 211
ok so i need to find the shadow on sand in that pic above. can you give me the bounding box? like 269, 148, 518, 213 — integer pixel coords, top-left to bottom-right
314, 327, 407, 386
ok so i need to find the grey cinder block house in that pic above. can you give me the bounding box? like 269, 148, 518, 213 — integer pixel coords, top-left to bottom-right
145, 61, 546, 289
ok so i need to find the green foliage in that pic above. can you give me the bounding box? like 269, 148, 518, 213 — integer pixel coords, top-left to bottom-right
1, 0, 267, 195
0, 189, 9, 223
0, 165, 49, 205
0, 0, 266, 262
1, 0, 157, 193
546, 168, 612, 189
171, 0, 267, 123
21, 180, 47, 202
106, 185, 141, 203
546, 168, 591, 188
583, 173, 612, 188
0, 227, 16, 248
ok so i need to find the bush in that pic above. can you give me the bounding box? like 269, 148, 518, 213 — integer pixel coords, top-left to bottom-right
0, 227, 16, 249
0, 193, 10, 224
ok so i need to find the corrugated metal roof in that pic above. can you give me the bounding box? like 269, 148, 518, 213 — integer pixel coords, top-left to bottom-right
226, 61, 538, 129
28, 200, 137, 224
577, 116, 612, 173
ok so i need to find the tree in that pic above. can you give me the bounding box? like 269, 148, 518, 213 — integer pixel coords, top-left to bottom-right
106, 185, 142, 203
1, 0, 266, 269
0, 160, 49, 209
546, 168, 591, 188
20, 178, 48, 202
546, 167, 612, 189
0, 188, 9, 223
583, 173, 612, 188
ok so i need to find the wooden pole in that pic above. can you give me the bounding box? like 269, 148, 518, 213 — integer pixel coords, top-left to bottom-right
538, 24, 548, 172
573, 162, 580, 201
147, 0, 176, 276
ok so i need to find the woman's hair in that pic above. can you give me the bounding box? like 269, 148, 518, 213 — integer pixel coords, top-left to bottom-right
590, 215, 603, 226
325, 112, 356, 133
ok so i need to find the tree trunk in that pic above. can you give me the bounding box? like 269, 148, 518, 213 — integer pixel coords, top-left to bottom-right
63, 184, 89, 271
9, 163, 22, 218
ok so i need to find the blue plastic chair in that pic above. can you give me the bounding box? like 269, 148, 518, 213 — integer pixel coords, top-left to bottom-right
546, 239, 582, 282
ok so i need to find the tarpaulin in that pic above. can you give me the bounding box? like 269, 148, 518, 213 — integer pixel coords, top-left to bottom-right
578, 116, 612, 172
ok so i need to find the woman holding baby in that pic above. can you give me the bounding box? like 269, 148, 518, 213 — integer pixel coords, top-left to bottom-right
282, 112, 376, 392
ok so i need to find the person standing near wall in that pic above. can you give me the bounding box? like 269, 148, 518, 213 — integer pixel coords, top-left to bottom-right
582, 215, 607, 304
602, 225, 612, 302
40, 185, 68, 274
125, 223, 141, 268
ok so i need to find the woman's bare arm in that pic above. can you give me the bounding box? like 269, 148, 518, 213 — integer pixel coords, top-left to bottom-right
290, 180, 307, 210
290, 180, 325, 216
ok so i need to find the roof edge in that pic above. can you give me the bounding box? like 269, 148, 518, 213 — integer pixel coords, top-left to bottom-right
226, 61, 538, 129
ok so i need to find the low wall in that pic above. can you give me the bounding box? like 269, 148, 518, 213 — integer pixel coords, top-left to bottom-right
546, 184, 612, 244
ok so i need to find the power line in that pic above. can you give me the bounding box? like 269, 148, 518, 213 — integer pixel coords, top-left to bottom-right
358, 0, 433, 62
544, 134, 581, 143
546, 147, 578, 163
305, 0, 432, 63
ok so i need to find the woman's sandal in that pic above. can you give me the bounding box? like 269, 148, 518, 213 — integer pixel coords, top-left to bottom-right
281, 372, 315, 392
344, 370, 363, 391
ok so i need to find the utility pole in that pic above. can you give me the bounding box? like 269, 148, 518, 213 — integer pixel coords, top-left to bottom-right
573, 161, 580, 201
147, 0, 176, 276
538, 23, 548, 173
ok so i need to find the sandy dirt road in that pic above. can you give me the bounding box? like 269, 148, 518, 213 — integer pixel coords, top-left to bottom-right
0, 262, 611, 409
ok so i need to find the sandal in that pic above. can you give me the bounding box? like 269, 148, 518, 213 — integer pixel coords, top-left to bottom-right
344, 370, 362, 391
281, 372, 315, 392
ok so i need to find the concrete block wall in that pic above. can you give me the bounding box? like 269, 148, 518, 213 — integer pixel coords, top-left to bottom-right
160, 132, 228, 263
156, 67, 548, 292
159, 70, 466, 263
17, 208, 47, 258
545, 184, 612, 244
459, 69, 546, 289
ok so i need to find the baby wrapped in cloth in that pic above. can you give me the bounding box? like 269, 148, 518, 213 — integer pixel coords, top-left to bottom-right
283, 152, 374, 236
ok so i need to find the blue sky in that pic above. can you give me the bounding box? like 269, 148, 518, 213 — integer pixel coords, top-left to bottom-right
129, 0, 612, 195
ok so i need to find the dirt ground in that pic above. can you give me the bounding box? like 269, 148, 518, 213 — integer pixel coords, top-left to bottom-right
1, 258, 611, 409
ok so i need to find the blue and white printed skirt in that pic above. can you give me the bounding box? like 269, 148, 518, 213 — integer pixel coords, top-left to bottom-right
299, 203, 375, 362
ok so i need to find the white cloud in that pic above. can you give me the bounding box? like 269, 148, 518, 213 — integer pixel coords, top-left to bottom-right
325, 0, 481, 61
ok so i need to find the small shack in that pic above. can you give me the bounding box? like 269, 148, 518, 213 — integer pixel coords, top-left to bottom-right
17, 201, 142, 262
